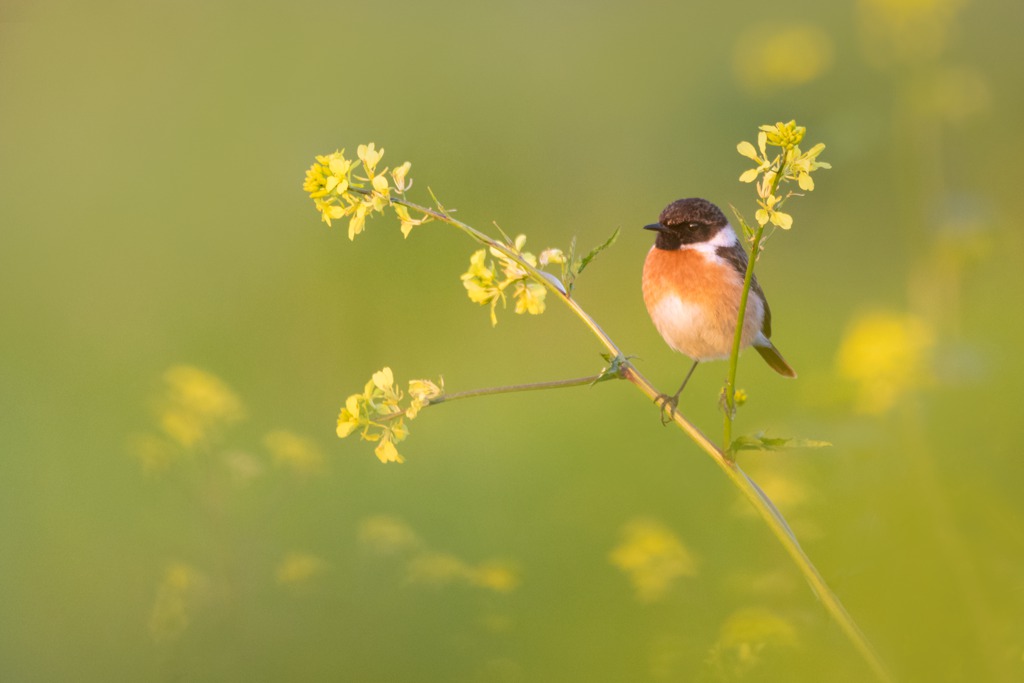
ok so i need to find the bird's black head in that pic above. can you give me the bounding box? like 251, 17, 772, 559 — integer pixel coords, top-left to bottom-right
643, 197, 729, 250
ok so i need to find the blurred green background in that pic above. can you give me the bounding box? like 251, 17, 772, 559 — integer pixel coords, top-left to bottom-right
2, 0, 1023, 681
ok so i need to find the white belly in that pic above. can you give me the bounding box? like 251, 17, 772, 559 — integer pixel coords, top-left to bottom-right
650, 294, 763, 361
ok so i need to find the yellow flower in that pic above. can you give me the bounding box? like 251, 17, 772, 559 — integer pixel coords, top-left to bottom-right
760, 120, 805, 149
335, 368, 417, 462
375, 435, 404, 464
461, 249, 505, 325
327, 154, 353, 180
304, 150, 351, 199
357, 142, 384, 175
391, 161, 412, 193
408, 378, 442, 401
303, 166, 328, 198
407, 378, 442, 419
371, 174, 390, 196
492, 234, 537, 280
538, 248, 565, 266
372, 367, 394, 391
513, 280, 547, 315
337, 393, 362, 438
788, 142, 831, 191
348, 204, 368, 241
314, 198, 347, 227
754, 194, 793, 229
737, 131, 773, 183
394, 204, 428, 238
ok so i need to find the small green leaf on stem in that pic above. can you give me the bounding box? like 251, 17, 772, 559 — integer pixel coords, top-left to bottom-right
729, 432, 832, 454
577, 228, 620, 274
594, 353, 633, 384
564, 228, 620, 294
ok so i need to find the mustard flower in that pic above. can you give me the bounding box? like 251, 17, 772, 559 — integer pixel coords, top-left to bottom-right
391, 161, 412, 193
789, 143, 831, 191
755, 194, 793, 229
461, 249, 506, 326
760, 120, 806, 149
357, 143, 384, 176
513, 280, 547, 316
407, 378, 443, 419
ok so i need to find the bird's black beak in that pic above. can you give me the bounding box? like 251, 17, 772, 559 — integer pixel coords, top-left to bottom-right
643, 223, 666, 232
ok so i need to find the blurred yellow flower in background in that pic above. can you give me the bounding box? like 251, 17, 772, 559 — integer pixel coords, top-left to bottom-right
155, 365, 244, 449
859, 0, 967, 65
707, 607, 799, 679
358, 515, 423, 555
275, 552, 326, 586
149, 562, 204, 642
264, 430, 325, 475
468, 561, 521, 594
836, 310, 935, 414
357, 515, 519, 593
609, 518, 697, 603
734, 24, 833, 93
406, 551, 470, 586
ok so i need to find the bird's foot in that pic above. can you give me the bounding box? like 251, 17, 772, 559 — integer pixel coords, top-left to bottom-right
654, 393, 679, 426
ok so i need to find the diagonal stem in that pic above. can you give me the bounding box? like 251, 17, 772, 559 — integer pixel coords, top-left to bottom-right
374, 191, 893, 683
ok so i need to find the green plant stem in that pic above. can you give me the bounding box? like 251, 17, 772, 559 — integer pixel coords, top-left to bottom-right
722, 151, 790, 452
722, 222, 765, 453
432, 374, 610, 404
378, 193, 892, 682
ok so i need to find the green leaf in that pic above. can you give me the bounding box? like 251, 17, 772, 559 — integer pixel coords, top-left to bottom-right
562, 229, 618, 296
592, 353, 633, 384
561, 235, 579, 293
729, 432, 832, 453
729, 204, 756, 240
576, 228, 619, 275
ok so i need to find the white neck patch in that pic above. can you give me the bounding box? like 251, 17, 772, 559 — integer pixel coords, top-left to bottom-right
678, 223, 738, 254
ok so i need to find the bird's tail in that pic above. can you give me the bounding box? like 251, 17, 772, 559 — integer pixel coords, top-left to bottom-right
754, 339, 797, 378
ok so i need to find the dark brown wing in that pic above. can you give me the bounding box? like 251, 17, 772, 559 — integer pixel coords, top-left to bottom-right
716, 243, 773, 338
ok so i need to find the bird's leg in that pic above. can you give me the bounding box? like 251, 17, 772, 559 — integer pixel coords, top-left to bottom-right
654, 360, 699, 425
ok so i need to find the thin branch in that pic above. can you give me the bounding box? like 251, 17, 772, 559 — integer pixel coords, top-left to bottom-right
351, 186, 892, 683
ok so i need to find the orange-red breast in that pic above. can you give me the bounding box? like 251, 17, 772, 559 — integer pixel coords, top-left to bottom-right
642, 198, 795, 408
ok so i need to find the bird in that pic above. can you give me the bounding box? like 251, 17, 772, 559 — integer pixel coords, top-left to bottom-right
642, 197, 796, 419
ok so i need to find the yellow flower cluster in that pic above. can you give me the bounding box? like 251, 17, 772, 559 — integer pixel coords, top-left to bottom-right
302, 144, 427, 240
461, 234, 564, 326
737, 120, 830, 230
336, 367, 442, 463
